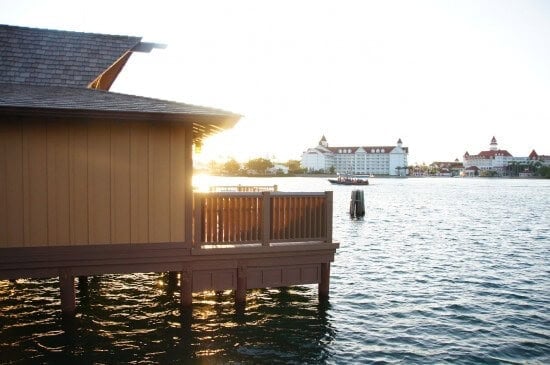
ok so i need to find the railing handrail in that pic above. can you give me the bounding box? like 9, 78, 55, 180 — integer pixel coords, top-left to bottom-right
196, 191, 328, 197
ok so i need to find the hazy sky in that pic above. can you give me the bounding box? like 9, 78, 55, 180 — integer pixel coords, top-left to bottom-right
1, 0, 549, 164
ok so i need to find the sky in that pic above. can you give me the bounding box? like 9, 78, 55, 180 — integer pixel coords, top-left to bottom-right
1, 0, 549, 165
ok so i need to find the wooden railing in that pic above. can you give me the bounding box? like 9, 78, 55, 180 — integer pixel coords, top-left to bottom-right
193, 191, 333, 247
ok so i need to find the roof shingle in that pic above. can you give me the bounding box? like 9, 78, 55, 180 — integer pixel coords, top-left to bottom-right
0, 24, 241, 140
0, 24, 141, 87
0, 82, 239, 118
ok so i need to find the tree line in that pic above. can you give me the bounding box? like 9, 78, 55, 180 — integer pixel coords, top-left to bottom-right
205, 158, 307, 176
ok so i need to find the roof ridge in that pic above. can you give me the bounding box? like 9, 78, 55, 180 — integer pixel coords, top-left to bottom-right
0, 23, 141, 41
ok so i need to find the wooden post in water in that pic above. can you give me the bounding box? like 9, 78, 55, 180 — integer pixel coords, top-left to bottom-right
236, 266, 247, 305
180, 269, 193, 307
77, 276, 88, 294
168, 271, 178, 287
59, 270, 76, 317
319, 262, 331, 299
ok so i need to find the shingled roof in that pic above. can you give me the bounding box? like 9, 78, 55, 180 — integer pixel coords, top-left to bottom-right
0, 83, 240, 140
0, 83, 237, 117
0, 24, 241, 140
0, 24, 142, 88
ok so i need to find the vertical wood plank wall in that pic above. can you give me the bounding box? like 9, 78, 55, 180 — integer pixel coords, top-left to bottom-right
0, 117, 189, 247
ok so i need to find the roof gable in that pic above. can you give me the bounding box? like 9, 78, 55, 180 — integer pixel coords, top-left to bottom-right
0, 25, 241, 142
328, 145, 408, 154
470, 150, 513, 158
0, 24, 141, 88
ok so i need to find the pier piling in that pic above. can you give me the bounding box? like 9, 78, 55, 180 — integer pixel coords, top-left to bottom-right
59, 271, 76, 317
319, 263, 331, 299
180, 270, 193, 307
236, 267, 247, 305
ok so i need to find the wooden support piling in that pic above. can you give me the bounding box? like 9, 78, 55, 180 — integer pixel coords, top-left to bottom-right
319, 262, 331, 299
180, 270, 193, 307
59, 270, 76, 317
236, 266, 247, 305
168, 271, 178, 287
77, 275, 88, 293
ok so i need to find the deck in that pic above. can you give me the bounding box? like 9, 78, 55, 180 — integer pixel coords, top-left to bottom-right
0, 190, 339, 314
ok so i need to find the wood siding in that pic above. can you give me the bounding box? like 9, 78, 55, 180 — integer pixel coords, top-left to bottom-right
0, 117, 190, 247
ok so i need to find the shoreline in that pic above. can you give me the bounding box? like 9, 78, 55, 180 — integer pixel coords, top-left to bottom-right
196, 173, 547, 180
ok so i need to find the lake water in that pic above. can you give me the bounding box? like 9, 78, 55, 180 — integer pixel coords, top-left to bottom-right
1, 177, 549, 364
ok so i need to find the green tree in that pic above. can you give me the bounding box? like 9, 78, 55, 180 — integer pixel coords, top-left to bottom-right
536, 166, 550, 178
287, 160, 303, 174
223, 159, 241, 175
508, 161, 519, 176
245, 158, 273, 175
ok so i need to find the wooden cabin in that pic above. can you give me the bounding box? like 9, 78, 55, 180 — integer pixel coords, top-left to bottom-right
0, 25, 338, 316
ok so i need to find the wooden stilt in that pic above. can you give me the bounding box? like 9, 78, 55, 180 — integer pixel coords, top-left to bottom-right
77, 276, 88, 298
59, 270, 76, 317
168, 271, 178, 287
78, 275, 88, 287
180, 270, 192, 307
319, 262, 331, 299
236, 266, 247, 305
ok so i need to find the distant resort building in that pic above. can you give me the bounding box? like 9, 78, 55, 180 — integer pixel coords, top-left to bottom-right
301, 136, 409, 176
463, 137, 513, 175
429, 160, 464, 177
528, 150, 550, 166
463, 137, 549, 176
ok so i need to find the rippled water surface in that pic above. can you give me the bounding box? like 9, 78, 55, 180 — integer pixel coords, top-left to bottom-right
1, 177, 549, 364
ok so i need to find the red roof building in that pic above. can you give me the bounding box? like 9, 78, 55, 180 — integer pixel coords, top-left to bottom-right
463, 137, 514, 172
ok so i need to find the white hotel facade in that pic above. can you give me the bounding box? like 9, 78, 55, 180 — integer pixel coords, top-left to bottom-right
301, 136, 409, 176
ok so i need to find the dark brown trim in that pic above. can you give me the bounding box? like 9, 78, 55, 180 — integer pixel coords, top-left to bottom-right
0, 242, 190, 279
184, 125, 194, 244
0, 242, 337, 281
0, 106, 241, 126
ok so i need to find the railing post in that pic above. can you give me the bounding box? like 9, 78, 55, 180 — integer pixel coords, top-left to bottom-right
194, 193, 203, 248
261, 191, 271, 246
325, 191, 333, 243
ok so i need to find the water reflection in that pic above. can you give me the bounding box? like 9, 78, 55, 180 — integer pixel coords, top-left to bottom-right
0, 276, 334, 363
186, 286, 335, 363
3, 177, 549, 363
